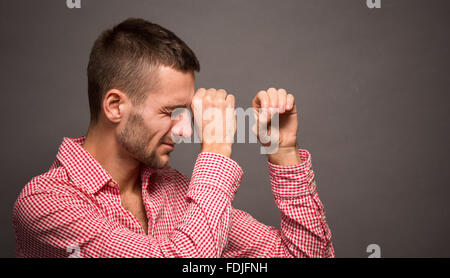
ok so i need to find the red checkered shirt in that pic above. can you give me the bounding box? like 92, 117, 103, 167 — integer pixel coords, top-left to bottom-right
12, 136, 334, 258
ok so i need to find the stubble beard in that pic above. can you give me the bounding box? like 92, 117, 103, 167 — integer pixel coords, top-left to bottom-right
118, 111, 167, 169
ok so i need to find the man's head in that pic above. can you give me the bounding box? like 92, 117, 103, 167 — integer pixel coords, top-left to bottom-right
87, 18, 199, 169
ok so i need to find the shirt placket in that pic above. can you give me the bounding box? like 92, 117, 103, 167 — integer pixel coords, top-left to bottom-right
108, 180, 148, 235
141, 173, 155, 236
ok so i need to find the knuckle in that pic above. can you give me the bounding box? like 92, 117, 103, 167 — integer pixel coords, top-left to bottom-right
192, 95, 201, 103
256, 91, 268, 102
217, 89, 227, 99
267, 87, 277, 94
218, 98, 227, 105
257, 90, 267, 96
226, 97, 235, 107
192, 98, 202, 105
205, 93, 213, 99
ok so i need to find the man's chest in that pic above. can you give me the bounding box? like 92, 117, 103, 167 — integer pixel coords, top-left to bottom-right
93, 185, 188, 237
120, 192, 149, 234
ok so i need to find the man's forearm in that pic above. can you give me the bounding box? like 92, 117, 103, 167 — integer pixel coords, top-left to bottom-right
268, 149, 334, 258
268, 145, 303, 166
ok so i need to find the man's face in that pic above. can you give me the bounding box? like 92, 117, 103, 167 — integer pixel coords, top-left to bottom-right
117, 66, 195, 169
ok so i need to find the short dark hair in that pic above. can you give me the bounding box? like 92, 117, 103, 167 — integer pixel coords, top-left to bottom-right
87, 18, 200, 124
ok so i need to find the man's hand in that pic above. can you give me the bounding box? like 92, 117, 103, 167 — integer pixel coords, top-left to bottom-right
252, 88, 302, 165
191, 88, 236, 158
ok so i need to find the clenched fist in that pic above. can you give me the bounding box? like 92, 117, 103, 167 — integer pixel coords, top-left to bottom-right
191, 88, 236, 158
252, 88, 302, 165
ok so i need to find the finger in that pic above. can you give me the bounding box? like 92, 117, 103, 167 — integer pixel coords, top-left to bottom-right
191, 88, 206, 110
194, 88, 206, 99
206, 88, 216, 95
258, 106, 271, 126
204, 88, 217, 103
286, 94, 295, 111
225, 94, 236, 142
267, 87, 278, 108
216, 89, 227, 100
278, 89, 287, 113
252, 90, 269, 109
225, 93, 235, 108
253, 104, 269, 124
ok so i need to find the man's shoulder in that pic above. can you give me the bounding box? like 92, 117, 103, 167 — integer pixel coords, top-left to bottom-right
13, 164, 77, 225
17, 164, 73, 200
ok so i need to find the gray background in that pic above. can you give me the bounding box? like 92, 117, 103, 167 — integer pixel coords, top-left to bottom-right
1, 0, 449, 258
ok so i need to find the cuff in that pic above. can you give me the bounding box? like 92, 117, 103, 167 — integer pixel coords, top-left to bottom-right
188, 152, 243, 201
268, 149, 316, 198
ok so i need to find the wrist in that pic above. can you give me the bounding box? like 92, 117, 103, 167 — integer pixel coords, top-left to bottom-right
267, 145, 302, 166
201, 144, 232, 158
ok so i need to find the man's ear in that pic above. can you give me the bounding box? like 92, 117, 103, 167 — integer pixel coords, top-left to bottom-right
102, 89, 129, 124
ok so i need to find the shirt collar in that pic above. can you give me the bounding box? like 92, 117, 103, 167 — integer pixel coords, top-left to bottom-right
56, 136, 157, 194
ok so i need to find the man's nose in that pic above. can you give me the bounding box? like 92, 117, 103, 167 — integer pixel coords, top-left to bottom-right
171, 109, 193, 139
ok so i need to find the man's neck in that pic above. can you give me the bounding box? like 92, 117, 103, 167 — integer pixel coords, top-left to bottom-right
82, 124, 141, 194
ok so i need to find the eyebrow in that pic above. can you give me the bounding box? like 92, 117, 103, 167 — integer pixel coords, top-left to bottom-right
164, 104, 189, 110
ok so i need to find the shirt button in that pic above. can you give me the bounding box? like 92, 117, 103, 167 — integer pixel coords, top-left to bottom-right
109, 182, 116, 188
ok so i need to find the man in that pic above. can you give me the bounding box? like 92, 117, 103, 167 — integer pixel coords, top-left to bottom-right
12, 18, 334, 258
